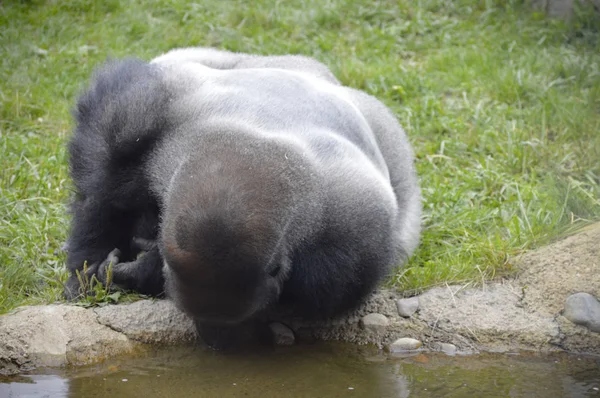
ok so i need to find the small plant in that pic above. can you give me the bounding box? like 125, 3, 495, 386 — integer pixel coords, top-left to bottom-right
71, 260, 123, 308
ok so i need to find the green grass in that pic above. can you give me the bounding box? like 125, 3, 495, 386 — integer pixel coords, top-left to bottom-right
1, 0, 599, 312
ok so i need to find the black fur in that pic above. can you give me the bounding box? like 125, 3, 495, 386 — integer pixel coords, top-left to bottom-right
65, 58, 168, 298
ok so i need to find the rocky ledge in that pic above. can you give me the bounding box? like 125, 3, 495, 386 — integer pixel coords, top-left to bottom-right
2, 223, 599, 375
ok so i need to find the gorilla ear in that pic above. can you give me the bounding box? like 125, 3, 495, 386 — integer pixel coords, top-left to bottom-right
268, 264, 282, 278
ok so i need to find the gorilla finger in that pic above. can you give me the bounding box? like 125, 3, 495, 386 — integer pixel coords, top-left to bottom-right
106, 248, 121, 265
132, 237, 157, 252
97, 248, 122, 284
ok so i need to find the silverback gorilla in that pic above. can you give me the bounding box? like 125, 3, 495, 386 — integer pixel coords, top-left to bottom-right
64, 47, 422, 348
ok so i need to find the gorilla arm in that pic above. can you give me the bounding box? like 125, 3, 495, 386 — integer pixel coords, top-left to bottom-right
64, 59, 169, 299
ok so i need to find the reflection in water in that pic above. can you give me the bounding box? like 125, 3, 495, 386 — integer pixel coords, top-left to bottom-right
388, 354, 600, 397
1, 343, 599, 398
0, 374, 69, 398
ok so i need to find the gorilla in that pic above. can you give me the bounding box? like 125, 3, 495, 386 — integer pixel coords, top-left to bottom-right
64, 47, 422, 348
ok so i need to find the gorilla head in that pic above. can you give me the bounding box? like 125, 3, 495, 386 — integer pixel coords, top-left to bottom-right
159, 132, 321, 325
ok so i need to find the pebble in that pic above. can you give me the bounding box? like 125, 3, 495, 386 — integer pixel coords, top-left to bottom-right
359, 313, 389, 333
433, 342, 457, 356
396, 297, 420, 318
389, 337, 422, 353
269, 322, 295, 346
564, 292, 600, 333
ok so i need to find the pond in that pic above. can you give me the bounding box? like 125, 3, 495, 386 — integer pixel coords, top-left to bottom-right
2, 343, 599, 397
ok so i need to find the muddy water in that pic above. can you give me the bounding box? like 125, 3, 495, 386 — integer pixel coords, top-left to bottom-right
2, 343, 599, 397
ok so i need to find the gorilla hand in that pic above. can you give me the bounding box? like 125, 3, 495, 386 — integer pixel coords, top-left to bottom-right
97, 244, 165, 297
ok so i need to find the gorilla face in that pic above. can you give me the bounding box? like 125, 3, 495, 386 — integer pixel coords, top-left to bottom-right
161, 248, 288, 325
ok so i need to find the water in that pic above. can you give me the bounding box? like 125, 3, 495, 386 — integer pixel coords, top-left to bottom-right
2, 343, 599, 398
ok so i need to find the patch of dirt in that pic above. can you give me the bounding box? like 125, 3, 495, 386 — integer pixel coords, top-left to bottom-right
517, 223, 600, 315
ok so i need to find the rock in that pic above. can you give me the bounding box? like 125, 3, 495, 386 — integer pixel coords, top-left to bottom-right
555, 315, 600, 354
532, 0, 575, 18
433, 342, 457, 356
396, 297, 419, 318
389, 338, 422, 353
564, 293, 600, 333
531, 0, 600, 19
0, 300, 202, 375
359, 313, 389, 333
416, 284, 560, 352
269, 322, 295, 346
94, 300, 197, 344
0, 305, 133, 375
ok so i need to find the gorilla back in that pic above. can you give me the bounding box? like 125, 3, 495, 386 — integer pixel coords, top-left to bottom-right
66, 48, 421, 343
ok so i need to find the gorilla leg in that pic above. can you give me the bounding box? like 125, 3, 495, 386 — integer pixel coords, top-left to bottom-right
282, 239, 389, 320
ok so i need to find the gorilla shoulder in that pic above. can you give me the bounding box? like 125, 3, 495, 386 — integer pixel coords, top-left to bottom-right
151, 46, 340, 84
